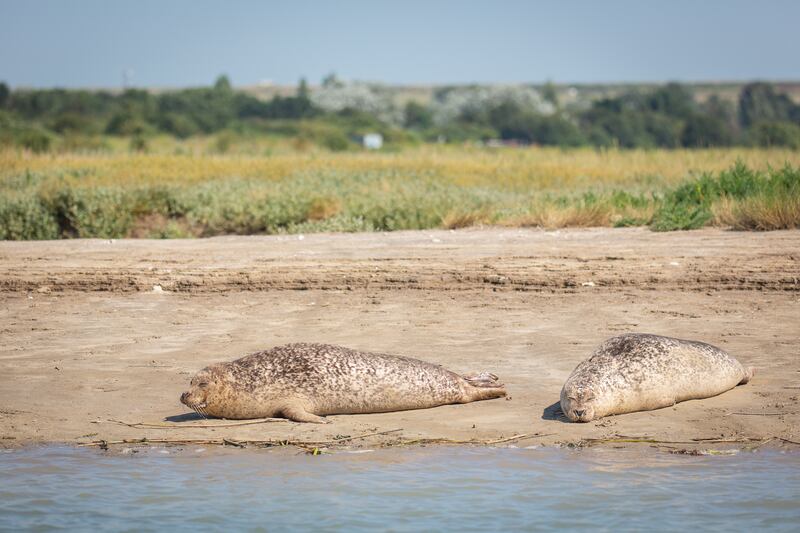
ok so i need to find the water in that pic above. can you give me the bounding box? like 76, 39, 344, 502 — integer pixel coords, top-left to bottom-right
0, 445, 798, 532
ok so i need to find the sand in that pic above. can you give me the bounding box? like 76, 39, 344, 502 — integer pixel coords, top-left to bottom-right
0, 227, 798, 449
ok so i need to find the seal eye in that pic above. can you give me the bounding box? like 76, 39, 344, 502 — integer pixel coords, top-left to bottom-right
198, 381, 209, 389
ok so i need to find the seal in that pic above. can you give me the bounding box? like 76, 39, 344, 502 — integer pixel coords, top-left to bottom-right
560, 333, 754, 422
180, 343, 506, 423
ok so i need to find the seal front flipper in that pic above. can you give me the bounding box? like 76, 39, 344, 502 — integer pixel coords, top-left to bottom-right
280, 403, 329, 424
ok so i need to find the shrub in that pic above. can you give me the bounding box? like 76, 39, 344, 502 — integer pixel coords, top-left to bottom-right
129, 134, 148, 152
213, 131, 236, 154
651, 162, 800, 231
1, 156, 797, 239
321, 130, 350, 152
160, 113, 199, 138
650, 203, 712, 231
47, 187, 136, 238
748, 121, 800, 149
16, 127, 55, 153
60, 134, 111, 152
106, 112, 150, 136
0, 195, 60, 239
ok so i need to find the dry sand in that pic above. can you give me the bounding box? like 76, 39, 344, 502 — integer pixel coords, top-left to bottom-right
1, 228, 798, 450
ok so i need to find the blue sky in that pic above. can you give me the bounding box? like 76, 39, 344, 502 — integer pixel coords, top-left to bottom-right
1, 0, 798, 88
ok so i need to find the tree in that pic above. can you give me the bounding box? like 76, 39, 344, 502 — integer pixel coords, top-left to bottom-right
298, 78, 310, 100
749, 121, 800, 148
0, 82, 9, 108
404, 101, 433, 129
159, 113, 199, 138
532, 115, 584, 146
581, 106, 651, 148
647, 83, 695, 118
487, 101, 523, 131
157, 86, 235, 132
105, 110, 149, 135
322, 72, 342, 88
643, 112, 682, 148
51, 111, 95, 134
541, 81, 558, 107
495, 110, 584, 146
739, 82, 794, 128
703, 95, 735, 123
294, 78, 313, 117
681, 114, 732, 147
214, 75, 232, 92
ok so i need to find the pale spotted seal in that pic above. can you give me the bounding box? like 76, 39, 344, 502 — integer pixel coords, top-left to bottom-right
180, 343, 506, 423
560, 333, 754, 422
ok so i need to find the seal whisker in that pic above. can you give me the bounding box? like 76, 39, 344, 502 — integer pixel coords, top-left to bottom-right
192, 404, 207, 419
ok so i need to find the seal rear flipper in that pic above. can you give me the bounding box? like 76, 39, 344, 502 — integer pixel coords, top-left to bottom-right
469, 386, 506, 402
739, 366, 756, 385
462, 372, 506, 402
280, 404, 330, 424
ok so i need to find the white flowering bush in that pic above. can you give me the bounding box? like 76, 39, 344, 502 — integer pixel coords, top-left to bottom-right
311, 79, 403, 125
431, 85, 556, 126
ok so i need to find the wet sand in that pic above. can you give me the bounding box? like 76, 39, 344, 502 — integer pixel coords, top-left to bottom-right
0, 228, 798, 449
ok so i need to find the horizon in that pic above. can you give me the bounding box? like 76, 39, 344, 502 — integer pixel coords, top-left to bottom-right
7, 78, 800, 92
2, 0, 799, 89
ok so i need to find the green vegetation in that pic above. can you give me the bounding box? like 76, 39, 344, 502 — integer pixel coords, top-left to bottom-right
652, 162, 800, 231
500, 162, 799, 232
1, 78, 799, 152
1, 154, 797, 240
2, 75, 798, 240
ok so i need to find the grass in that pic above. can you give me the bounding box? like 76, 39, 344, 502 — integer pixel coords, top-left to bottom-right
3, 144, 799, 188
1, 146, 799, 240
650, 161, 800, 231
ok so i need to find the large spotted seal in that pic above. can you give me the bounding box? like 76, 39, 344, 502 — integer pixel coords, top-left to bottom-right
180, 343, 506, 423
560, 333, 754, 422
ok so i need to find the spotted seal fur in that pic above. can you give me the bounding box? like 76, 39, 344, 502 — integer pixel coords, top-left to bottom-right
560, 333, 754, 422
180, 343, 506, 423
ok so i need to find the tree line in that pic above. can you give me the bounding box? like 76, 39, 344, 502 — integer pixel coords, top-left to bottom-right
1, 76, 799, 151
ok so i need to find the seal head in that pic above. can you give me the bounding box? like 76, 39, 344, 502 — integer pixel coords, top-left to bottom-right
559, 388, 597, 423
180, 364, 227, 418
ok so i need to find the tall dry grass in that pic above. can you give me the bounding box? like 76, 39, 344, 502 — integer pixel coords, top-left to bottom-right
713, 196, 800, 230
3, 146, 798, 190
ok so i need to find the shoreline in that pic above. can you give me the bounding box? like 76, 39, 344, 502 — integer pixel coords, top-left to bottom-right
5, 433, 799, 457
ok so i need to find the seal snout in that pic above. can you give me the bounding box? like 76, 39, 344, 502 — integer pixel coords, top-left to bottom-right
180, 390, 206, 409
569, 408, 592, 423
560, 387, 596, 422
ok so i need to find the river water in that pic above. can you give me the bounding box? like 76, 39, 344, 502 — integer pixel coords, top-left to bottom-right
0, 445, 798, 531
